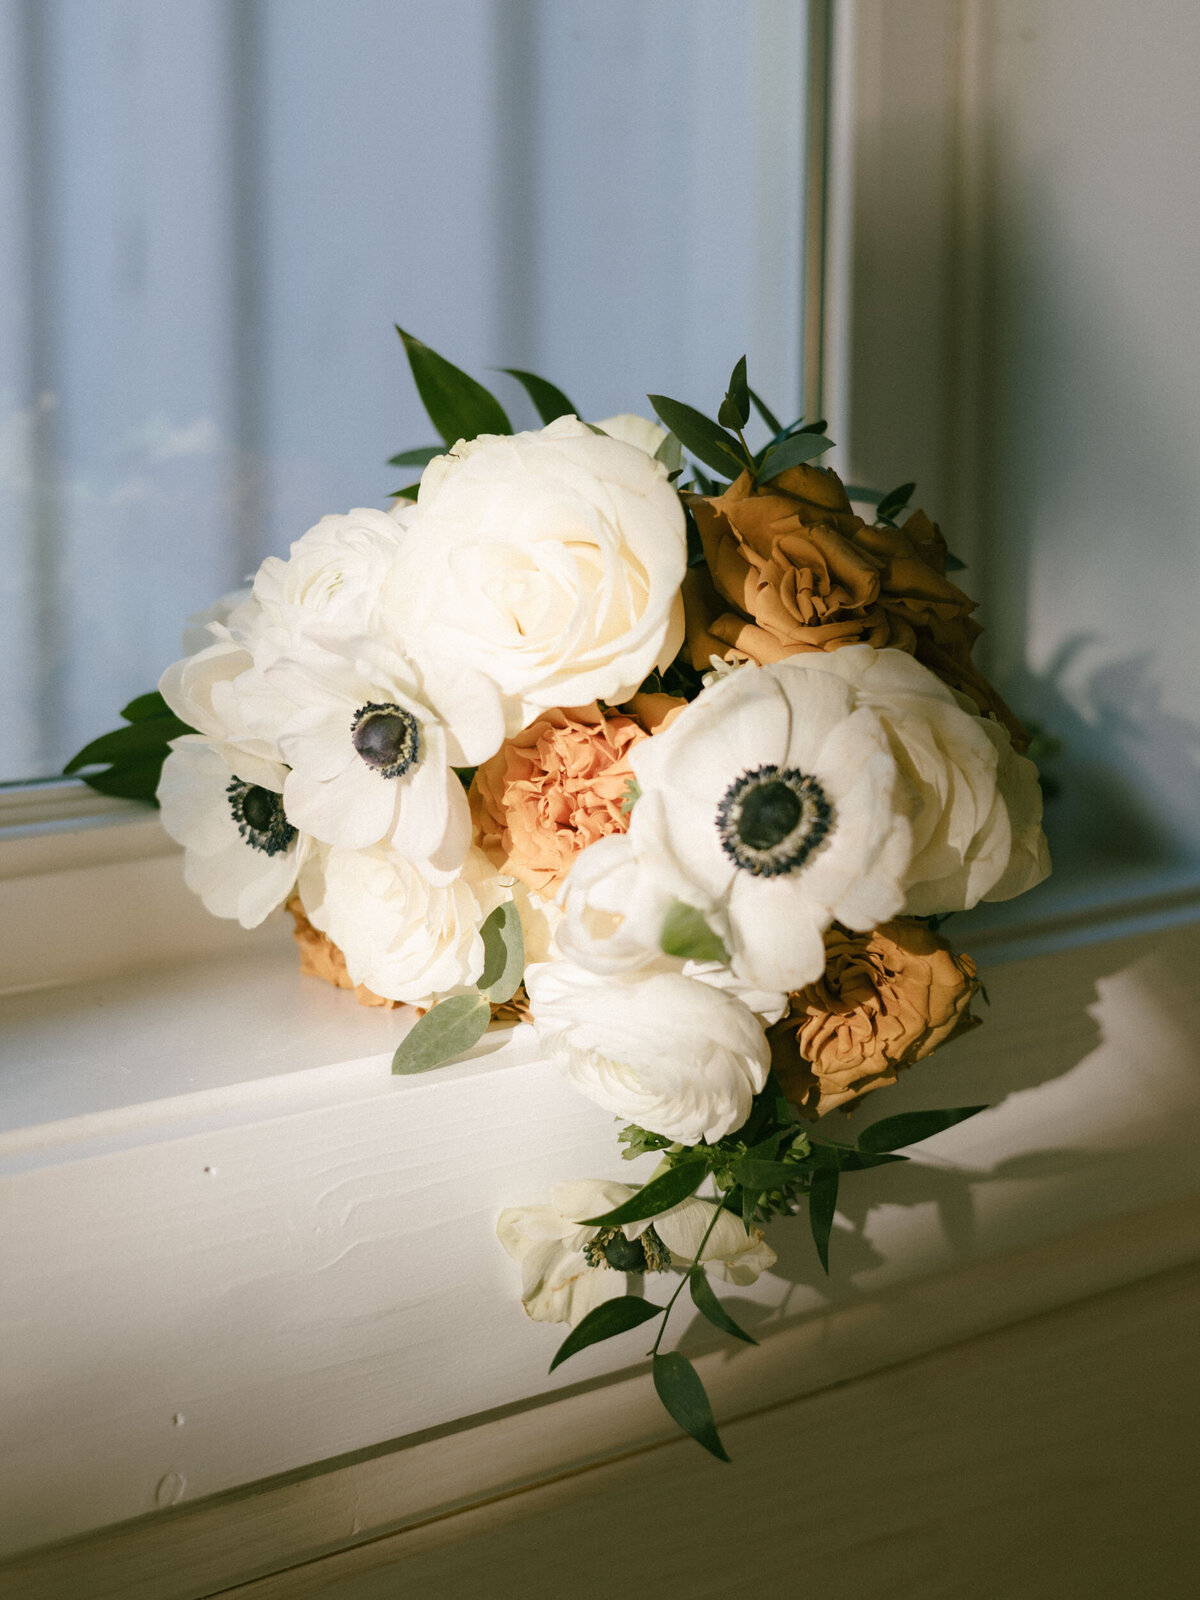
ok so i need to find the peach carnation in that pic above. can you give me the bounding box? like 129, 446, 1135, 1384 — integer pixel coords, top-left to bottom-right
469, 695, 684, 896
768, 919, 981, 1117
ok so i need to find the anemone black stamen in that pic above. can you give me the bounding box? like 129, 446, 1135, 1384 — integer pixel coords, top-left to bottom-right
582, 1225, 672, 1274
351, 701, 421, 779
226, 779, 297, 856
716, 764, 834, 877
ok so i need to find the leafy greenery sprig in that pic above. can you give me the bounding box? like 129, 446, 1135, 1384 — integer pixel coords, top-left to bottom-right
64, 690, 194, 803
552, 1082, 986, 1461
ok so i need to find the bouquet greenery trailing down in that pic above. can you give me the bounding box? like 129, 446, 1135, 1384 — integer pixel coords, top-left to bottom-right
69, 330, 1049, 1460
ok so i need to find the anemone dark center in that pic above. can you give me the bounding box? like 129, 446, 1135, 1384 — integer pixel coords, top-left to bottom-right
351, 702, 420, 779
582, 1225, 671, 1274
716, 764, 834, 878
226, 780, 297, 856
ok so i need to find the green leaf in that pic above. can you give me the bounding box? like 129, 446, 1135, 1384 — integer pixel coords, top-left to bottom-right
501, 368, 577, 425
646, 395, 747, 481
729, 1157, 806, 1190
653, 431, 684, 473
549, 1295, 662, 1373
747, 386, 782, 435
388, 483, 422, 501
689, 1267, 757, 1345
758, 431, 834, 479
396, 327, 511, 445
808, 1166, 839, 1274
660, 901, 728, 964
844, 483, 884, 504
64, 716, 192, 773
796, 418, 829, 434
578, 1160, 707, 1227
805, 1145, 907, 1172
945, 551, 967, 571
391, 994, 491, 1075
652, 1352, 731, 1462
74, 759, 170, 803
727, 355, 750, 425
386, 445, 444, 469
857, 1104, 988, 1153
120, 690, 174, 723
876, 480, 917, 521
477, 901, 524, 1004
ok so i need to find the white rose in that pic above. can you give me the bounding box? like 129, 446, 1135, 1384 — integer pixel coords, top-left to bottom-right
298, 844, 504, 1008
180, 585, 257, 655
157, 736, 307, 929
497, 1179, 776, 1326
159, 636, 289, 774
382, 417, 687, 734
592, 413, 668, 457
525, 960, 770, 1144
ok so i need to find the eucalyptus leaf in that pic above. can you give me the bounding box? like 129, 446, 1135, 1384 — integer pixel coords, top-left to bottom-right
396, 326, 511, 444
578, 1160, 707, 1227
808, 1166, 839, 1274
391, 994, 491, 1076
660, 901, 728, 964
717, 395, 745, 431
548, 1295, 662, 1373
876, 480, 917, 521
501, 368, 577, 425
120, 690, 174, 723
747, 386, 782, 435
477, 901, 524, 1004
646, 395, 747, 481
758, 431, 834, 479
857, 1104, 988, 1153
386, 445, 443, 468
652, 1351, 731, 1462
689, 1267, 757, 1345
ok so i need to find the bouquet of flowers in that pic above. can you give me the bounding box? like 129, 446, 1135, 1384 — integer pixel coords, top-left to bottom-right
68, 331, 1050, 1460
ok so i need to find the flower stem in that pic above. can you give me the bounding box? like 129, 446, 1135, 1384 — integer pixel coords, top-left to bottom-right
648, 1199, 727, 1357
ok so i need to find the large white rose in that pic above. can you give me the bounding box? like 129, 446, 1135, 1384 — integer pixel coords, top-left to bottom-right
298, 844, 504, 1008
158, 735, 307, 929
497, 1179, 776, 1326
525, 961, 771, 1144
382, 417, 687, 734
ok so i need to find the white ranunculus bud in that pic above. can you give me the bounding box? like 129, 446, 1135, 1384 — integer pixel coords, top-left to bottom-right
525, 961, 770, 1145
297, 844, 504, 1008
497, 1179, 776, 1326
381, 417, 687, 735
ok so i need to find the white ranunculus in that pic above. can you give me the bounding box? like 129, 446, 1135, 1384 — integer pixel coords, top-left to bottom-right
298, 844, 504, 1007
382, 417, 687, 734
525, 961, 771, 1144
252, 505, 410, 663
592, 413, 668, 457
157, 736, 307, 928
264, 642, 502, 877
497, 1179, 775, 1326
774, 646, 1051, 915
180, 585, 257, 655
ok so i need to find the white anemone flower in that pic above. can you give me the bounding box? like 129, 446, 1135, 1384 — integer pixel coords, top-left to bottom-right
157, 736, 307, 928
525, 961, 771, 1145
297, 844, 505, 1008
265, 642, 503, 880
497, 1179, 776, 1327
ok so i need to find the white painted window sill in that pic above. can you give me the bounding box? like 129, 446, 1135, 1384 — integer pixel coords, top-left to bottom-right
3, 798, 1200, 1577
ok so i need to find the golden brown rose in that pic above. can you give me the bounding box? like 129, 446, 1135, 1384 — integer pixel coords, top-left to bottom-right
768, 919, 981, 1118
287, 897, 403, 1009
469, 696, 686, 896
685, 466, 1028, 749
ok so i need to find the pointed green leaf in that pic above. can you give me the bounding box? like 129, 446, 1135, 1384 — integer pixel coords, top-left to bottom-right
857, 1104, 988, 1153
729, 1157, 805, 1190
75, 760, 169, 803
501, 368, 577, 425
808, 1166, 839, 1274
805, 1144, 907, 1171
477, 900, 525, 1004
747, 386, 782, 435
689, 1267, 757, 1345
727, 355, 749, 423
652, 1351, 730, 1461
64, 716, 191, 773
548, 1294, 662, 1373
391, 994, 491, 1075
396, 327, 511, 445
945, 551, 967, 571
876, 480, 917, 521
653, 431, 684, 472
758, 431, 834, 479
578, 1160, 707, 1227
388, 483, 422, 501
844, 483, 884, 504
646, 395, 747, 481
120, 690, 174, 723
660, 901, 728, 964
386, 445, 444, 468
